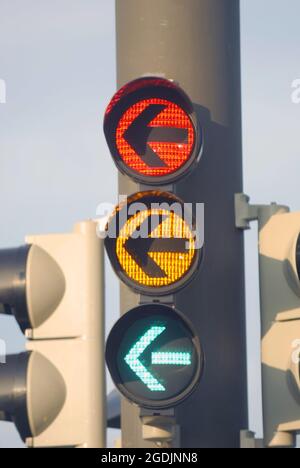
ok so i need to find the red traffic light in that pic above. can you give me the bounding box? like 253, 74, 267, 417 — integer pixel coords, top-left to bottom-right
104, 77, 202, 185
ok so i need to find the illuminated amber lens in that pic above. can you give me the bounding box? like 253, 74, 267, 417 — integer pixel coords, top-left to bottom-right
116, 98, 195, 177
116, 209, 196, 287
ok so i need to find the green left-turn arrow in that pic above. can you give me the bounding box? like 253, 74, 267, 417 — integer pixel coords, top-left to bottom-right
151, 352, 191, 366
124, 326, 166, 392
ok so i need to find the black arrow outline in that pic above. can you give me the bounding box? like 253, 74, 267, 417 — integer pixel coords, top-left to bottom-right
124, 104, 189, 168
124, 214, 190, 278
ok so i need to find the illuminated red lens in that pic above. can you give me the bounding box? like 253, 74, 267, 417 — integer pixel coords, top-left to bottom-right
115, 98, 195, 177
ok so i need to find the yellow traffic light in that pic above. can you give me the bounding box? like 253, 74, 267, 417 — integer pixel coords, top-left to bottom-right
116, 208, 196, 288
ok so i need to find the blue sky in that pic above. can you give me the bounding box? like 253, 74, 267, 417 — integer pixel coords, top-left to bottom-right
0, 0, 300, 448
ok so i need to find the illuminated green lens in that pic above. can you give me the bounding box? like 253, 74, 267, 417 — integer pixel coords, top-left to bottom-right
116, 311, 199, 402
125, 326, 166, 391
151, 352, 191, 366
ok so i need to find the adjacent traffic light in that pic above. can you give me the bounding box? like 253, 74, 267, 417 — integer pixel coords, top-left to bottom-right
259, 210, 300, 448
104, 76, 204, 419
236, 195, 300, 448
0, 221, 106, 448
0, 352, 66, 442
0, 244, 65, 333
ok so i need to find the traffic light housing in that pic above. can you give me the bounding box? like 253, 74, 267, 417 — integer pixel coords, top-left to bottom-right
0, 221, 106, 448
259, 210, 300, 447
0, 244, 65, 333
236, 195, 300, 448
104, 76, 204, 440
0, 352, 66, 441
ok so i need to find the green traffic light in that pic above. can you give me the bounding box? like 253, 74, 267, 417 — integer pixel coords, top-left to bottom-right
106, 304, 203, 409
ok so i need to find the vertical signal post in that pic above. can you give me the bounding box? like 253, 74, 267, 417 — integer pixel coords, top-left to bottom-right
114, 0, 247, 449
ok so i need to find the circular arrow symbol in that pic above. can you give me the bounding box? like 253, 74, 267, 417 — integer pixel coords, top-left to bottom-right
104, 191, 202, 295
105, 304, 203, 409
124, 214, 190, 279
103, 77, 202, 184
117, 208, 196, 288
125, 326, 193, 392
123, 103, 189, 168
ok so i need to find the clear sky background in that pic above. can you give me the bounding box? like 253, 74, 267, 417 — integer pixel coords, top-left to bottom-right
0, 0, 299, 448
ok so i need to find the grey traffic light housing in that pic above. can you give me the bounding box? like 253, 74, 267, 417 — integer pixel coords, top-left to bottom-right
0, 221, 106, 447
0, 245, 65, 332
236, 194, 300, 448
103, 73, 206, 448
0, 352, 66, 441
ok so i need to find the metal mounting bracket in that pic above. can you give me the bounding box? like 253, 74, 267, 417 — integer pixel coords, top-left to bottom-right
235, 193, 290, 230
240, 431, 264, 449
139, 294, 175, 306
140, 407, 180, 448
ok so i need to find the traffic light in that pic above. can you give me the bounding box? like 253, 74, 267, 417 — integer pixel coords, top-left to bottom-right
259, 210, 300, 448
236, 195, 300, 448
106, 304, 203, 409
104, 77, 204, 434
0, 221, 106, 448
104, 77, 202, 185
104, 191, 202, 295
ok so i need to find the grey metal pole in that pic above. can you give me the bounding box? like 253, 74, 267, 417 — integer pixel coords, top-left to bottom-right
116, 0, 248, 448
